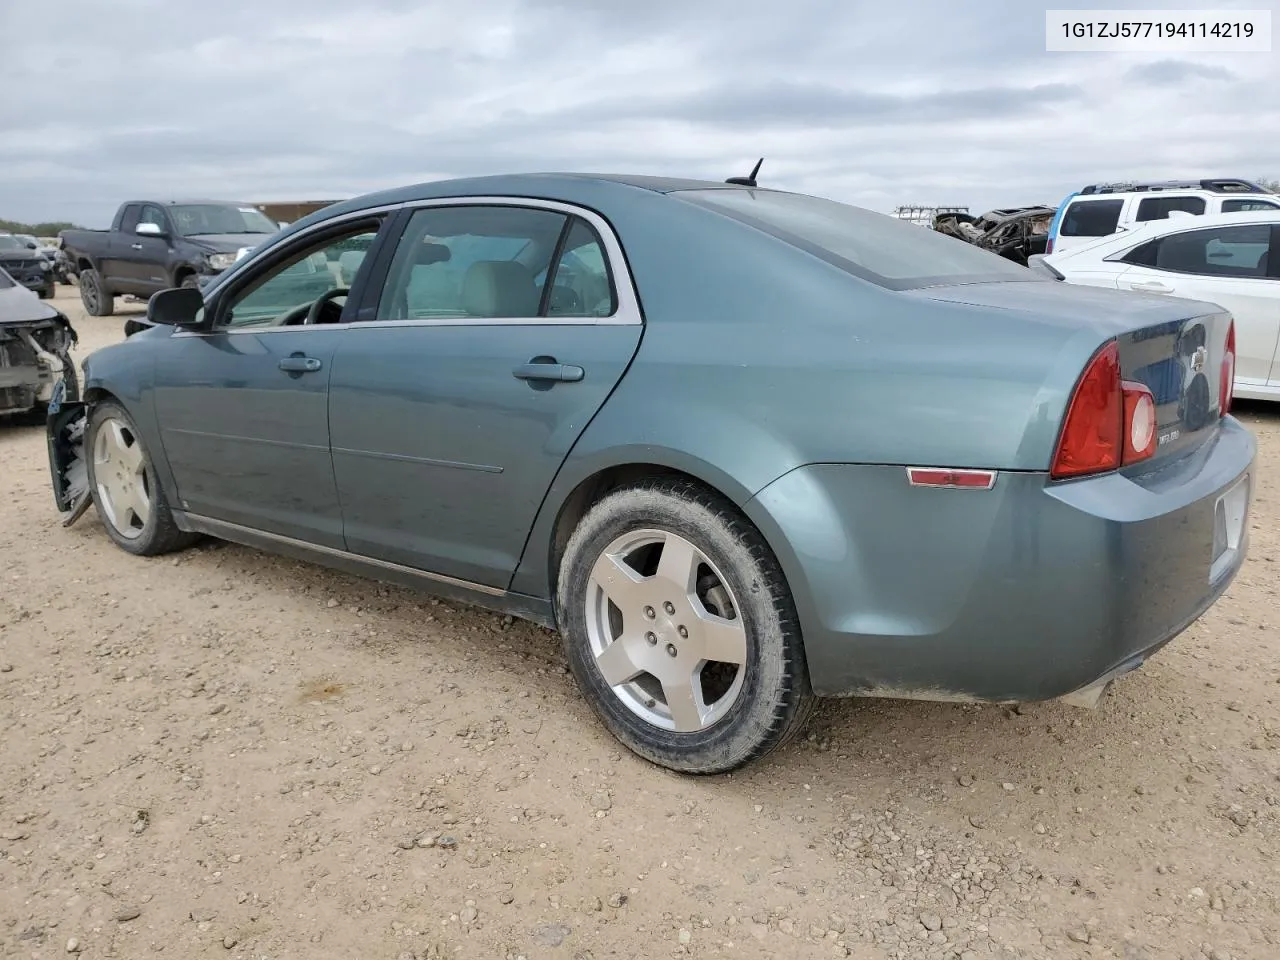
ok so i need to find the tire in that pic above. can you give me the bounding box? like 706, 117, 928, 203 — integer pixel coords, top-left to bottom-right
79, 268, 114, 316
179, 274, 200, 289
557, 477, 814, 774
85, 400, 197, 556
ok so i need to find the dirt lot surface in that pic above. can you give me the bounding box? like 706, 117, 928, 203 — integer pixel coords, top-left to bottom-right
2, 288, 1279, 960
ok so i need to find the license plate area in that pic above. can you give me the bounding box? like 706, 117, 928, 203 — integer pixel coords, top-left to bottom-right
1210, 472, 1249, 583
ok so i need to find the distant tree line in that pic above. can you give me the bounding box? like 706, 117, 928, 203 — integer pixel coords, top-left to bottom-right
0, 217, 83, 236
1261, 177, 1280, 193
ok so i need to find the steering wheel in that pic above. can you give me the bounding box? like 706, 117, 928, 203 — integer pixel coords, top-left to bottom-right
305, 287, 350, 325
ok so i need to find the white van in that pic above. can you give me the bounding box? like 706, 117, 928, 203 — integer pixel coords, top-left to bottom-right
1046, 178, 1280, 255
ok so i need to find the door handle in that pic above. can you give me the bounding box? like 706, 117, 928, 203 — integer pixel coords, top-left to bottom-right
513, 360, 584, 383
1129, 280, 1172, 293
278, 354, 322, 373
130, 243, 143, 250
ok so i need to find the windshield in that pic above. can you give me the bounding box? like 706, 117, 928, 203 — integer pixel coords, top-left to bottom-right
169, 204, 278, 237
0, 235, 27, 251
677, 188, 1036, 290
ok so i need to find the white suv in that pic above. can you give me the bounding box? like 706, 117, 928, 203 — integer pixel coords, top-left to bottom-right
1046, 178, 1280, 255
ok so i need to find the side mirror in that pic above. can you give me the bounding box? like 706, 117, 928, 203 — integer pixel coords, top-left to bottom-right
147, 286, 204, 327
136, 222, 165, 237
25, 241, 38, 249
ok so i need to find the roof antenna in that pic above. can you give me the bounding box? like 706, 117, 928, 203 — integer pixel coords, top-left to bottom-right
726, 157, 764, 187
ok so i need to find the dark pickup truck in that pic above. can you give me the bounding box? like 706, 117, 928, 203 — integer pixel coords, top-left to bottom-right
60, 199, 283, 316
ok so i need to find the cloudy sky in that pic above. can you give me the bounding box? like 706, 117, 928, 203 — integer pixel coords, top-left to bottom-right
0, 0, 1276, 226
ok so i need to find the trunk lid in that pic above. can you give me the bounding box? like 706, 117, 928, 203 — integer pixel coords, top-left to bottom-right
912, 279, 1233, 467
1114, 312, 1231, 463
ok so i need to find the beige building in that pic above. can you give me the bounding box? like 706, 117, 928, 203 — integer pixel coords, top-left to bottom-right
252, 201, 341, 224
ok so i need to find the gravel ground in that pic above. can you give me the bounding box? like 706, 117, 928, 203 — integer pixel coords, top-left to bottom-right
2, 288, 1279, 960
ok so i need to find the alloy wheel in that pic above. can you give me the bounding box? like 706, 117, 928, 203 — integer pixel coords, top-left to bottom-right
584, 529, 748, 732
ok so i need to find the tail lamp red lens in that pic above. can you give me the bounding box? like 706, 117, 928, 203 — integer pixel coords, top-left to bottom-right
1220, 319, 1235, 417
1051, 340, 1157, 479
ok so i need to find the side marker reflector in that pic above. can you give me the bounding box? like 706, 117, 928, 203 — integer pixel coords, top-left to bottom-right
906, 467, 997, 489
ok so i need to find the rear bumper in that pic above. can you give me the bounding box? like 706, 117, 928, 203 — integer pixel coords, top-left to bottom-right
744, 417, 1256, 701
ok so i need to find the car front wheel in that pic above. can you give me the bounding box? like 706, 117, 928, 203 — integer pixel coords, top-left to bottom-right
86, 400, 197, 556
557, 478, 814, 774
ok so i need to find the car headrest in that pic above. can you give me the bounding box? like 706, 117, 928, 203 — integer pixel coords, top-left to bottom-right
414, 241, 451, 267
461, 260, 538, 317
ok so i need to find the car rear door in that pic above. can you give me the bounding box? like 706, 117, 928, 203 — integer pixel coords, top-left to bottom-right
327, 200, 643, 590
1112, 222, 1279, 387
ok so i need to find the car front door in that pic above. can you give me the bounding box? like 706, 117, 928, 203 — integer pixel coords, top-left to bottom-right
1113, 223, 1279, 387
327, 201, 643, 589
148, 215, 394, 548
124, 203, 178, 293
101, 204, 142, 293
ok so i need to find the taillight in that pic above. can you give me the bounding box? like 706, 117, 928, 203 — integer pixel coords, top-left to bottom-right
1121, 381, 1156, 464
1220, 319, 1236, 417
1051, 340, 1157, 479
1045, 237, 1055, 254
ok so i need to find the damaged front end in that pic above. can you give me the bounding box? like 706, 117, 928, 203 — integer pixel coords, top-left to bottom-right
0, 284, 80, 419
47, 389, 92, 527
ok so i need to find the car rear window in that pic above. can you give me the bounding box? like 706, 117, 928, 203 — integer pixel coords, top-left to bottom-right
675, 188, 1033, 290
1061, 199, 1124, 236
0, 268, 14, 289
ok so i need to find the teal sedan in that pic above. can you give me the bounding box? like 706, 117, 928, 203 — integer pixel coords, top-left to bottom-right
47, 173, 1255, 774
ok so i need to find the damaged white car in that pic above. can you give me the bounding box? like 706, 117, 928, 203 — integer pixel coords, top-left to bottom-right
0, 265, 78, 421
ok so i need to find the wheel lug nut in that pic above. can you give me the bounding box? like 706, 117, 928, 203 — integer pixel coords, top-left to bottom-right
643, 606, 655, 619
663, 601, 675, 615
645, 632, 657, 645
665, 643, 678, 657
678, 625, 688, 638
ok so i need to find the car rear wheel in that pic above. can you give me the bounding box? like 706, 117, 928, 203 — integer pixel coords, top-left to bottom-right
557, 478, 814, 774
79, 268, 114, 316
86, 400, 196, 556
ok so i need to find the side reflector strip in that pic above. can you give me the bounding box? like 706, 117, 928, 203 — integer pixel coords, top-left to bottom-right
906, 467, 997, 489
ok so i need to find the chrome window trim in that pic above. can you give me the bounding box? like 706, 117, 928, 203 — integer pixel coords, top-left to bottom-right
175, 202, 407, 336
176, 195, 643, 337
365, 195, 641, 328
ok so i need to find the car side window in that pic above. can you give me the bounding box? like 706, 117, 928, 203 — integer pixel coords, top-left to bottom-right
376, 205, 569, 320
1222, 199, 1280, 213
545, 218, 617, 317
219, 226, 381, 329
1135, 196, 1206, 221
138, 204, 167, 232
118, 205, 142, 233
1121, 225, 1272, 278
1061, 199, 1123, 237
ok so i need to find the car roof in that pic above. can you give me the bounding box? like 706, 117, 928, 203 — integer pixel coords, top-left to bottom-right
1078, 178, 1270, 195
272, 172, 781, 238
